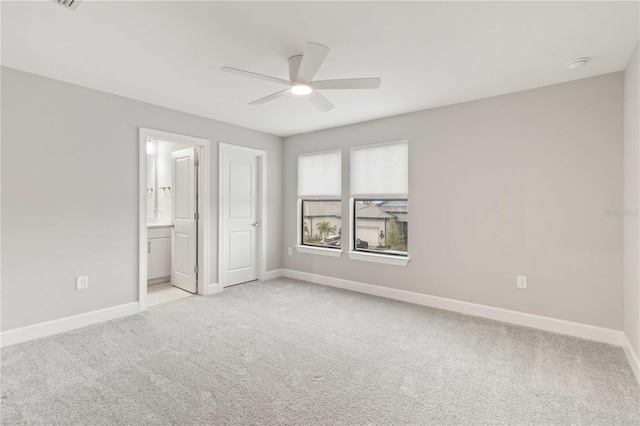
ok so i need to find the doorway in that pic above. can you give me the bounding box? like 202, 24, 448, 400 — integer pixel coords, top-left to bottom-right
218, 143, 268, 287
138, 128, 211, 311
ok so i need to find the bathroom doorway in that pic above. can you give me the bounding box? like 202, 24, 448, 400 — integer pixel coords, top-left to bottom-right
138, 128, 211, 310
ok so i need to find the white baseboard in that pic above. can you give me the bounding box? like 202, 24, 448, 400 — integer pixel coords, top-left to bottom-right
0, 302, 139, 348
264, 269, 284, 280
623, 333, 640, 385
207, 283, 221, 295
148, 276, 170, 286
281, 269, 623, 347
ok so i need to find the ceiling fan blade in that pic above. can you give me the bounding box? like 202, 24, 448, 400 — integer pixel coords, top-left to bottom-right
312, 77, 381, 90
307, 90, 334, 112
249, 88, 290, 105
296, 42, 330, 83
221, 67, 291, 86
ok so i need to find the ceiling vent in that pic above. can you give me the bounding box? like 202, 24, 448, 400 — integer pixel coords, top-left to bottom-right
50, 0, 82, 11
567, 57, 590, 70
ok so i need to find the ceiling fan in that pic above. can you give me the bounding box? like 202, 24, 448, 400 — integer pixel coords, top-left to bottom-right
221, 42, 381, 112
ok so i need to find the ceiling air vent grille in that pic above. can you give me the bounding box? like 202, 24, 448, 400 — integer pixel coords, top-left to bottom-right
50, 0, 82, 11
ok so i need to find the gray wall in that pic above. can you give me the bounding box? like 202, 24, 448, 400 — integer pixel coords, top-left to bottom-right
1, 65, 628, 333
624, 43, 640, 354
1, 67, 283, 331
283, 72, 624, 330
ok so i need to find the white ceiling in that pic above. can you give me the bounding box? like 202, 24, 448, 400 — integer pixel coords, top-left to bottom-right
2, 1, 638, 137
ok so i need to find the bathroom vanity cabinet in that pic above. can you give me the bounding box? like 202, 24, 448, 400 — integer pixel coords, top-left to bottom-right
148, 226, 171, 281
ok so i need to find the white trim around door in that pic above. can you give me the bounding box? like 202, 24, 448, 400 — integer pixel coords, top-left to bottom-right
138, 128, 211, 311
218, 143, 268, 288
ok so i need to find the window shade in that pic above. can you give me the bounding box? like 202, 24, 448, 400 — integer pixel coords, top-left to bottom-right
298, 150, 342, 198
350, 141, 408, 197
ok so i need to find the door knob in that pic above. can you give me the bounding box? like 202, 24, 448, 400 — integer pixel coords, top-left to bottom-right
252, 222, 259, 227
171, 223, 175, 228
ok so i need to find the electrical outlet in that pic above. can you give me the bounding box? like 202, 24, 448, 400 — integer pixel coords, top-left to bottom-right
516, 275, 527, 290
76, 275, 88, 290
288, 247, 293, 256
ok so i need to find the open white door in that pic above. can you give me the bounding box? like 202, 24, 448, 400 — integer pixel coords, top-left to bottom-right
220, 147, 259, 287
171, 147, 197, 294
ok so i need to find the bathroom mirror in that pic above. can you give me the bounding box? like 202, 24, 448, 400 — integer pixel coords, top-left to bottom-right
147, 153, 158, 218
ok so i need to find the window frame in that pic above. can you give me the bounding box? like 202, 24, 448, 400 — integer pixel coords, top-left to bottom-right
295, 149, 344, 258
348, 140, 409, 266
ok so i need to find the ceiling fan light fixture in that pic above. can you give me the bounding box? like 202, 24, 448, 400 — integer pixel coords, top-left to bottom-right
291, 83, 312, 95
221, 42, 381, 111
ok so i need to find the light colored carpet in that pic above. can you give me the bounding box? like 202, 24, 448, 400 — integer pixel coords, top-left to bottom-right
2, 278, 639, 425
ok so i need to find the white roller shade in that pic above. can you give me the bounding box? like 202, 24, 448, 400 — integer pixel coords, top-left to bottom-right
350, 141, 408, 198
298, 150, 342, 198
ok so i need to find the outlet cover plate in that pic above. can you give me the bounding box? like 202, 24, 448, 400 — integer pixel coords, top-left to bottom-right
516, 275, 527, 289
76, 275, 88, 290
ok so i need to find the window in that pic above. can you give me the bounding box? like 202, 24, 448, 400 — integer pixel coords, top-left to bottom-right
350, 141, 409, 263
297, 150, 342, 255
354, 199, 408, 256
301, 200, 341, 248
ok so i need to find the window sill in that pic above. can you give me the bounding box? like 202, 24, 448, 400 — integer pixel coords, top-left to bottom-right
295, 245, 342, 257
347, 251, 409, 266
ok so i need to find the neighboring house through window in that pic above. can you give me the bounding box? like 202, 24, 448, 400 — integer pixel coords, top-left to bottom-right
354, 200, 408, 254
301, 200, 341, 246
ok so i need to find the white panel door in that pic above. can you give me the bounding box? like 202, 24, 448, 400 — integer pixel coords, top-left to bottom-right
221, 147, 258, 287
171, 147, 197, 293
